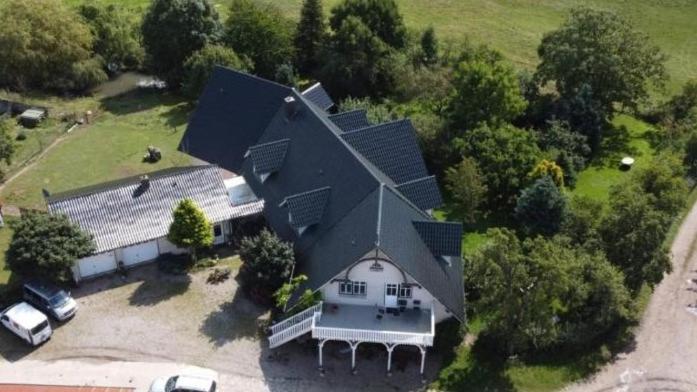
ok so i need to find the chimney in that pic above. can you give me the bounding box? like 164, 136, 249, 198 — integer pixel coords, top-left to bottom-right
284, 96, 298, 120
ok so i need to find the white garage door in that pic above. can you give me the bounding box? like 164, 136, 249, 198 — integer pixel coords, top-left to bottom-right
121, 240, 159, 266
78, 251, 117, 279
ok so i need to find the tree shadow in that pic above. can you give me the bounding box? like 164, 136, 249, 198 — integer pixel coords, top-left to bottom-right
199, 280, 267, 347
434, 337, 515, 392
590, 124, 641, 168
99, 89, 184, 117
159, 101, 193, 130
128, 273, 191, 307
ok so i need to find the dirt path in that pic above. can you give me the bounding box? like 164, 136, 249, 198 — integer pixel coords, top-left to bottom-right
563, 201, 697, 392
0, 127, 76, 194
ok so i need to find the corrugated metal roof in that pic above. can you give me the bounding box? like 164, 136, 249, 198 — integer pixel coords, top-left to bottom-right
301, 82, 335, 111
328, 109, 370, 132
47, 166, 252, 253
395, 176, 443, 211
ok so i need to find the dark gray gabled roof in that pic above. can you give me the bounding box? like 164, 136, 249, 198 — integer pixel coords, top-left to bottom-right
395, 176, 443, 211
181, 68, 465, 321
247, 139, 290, 175
280, 187, 331, 229
179, 67, 292, 172
47, 166, 242, 254
412, 221, 463, 257
301, 82, 335, 111
328, 110, 370, 132
341, 120, 429, 184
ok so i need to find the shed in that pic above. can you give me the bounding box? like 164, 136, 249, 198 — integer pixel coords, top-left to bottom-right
19, 109, 47, 128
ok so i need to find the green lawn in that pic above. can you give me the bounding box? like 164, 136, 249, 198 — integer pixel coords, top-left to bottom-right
572, 114, 658, 202
0, 224, 13, 287
64, 0, 697, 93
0, 90, 193, 210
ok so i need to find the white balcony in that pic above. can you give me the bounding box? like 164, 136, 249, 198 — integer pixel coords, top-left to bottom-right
312, 303, 434, 346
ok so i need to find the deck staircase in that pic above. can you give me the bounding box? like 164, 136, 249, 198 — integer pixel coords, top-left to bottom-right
268, 302, 323, 348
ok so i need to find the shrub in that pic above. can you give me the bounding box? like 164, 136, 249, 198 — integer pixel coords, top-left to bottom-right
239, 229, 295, 303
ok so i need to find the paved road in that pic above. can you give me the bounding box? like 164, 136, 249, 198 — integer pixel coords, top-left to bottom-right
563, 200, 697, 392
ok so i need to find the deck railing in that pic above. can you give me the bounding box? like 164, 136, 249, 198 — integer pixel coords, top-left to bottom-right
269, 301, 323, 335
311, 306, 435, 346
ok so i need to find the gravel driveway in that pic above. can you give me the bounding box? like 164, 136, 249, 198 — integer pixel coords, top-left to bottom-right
0, 264, 438, 391
563, 201, 697, 392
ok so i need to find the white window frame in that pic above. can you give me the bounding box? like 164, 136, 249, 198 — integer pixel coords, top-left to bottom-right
398, 284, 412, 298
338, 280, 367, 296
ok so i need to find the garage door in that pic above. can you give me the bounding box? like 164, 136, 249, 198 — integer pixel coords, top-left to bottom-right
121, 240, 159, 267
78, 251, 117, 279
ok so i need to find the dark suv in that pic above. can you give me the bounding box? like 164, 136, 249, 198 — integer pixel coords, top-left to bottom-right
23, 281, 78, 321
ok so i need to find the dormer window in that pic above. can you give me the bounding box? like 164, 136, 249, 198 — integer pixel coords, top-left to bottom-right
279, 187, 331, 236
246, 139, 290, 183
412, 221, 463, 266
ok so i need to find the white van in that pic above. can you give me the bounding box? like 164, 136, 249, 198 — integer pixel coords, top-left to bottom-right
0, 302, 52, 346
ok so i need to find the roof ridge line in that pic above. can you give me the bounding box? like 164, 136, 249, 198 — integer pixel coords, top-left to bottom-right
47, 165, 218, 203
343, 118, 411, 134
279, 185, 332, 207
214, 66, 292, 91
396, 175, 437, 187
248, 138, 291, 149
376, 184, 385, 247
301, 82, 322, 94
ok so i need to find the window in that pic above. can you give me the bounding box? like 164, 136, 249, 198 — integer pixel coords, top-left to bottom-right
338, 280, 367, 296
398, 284, 412, 298
385, 284, 398, 296
213, 225, 222, 237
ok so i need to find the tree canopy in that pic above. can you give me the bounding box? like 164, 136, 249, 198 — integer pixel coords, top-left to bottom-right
7, 213, 95, 283
448, 58, 527, 130
0, 120, 16, 181
182, 44, 252, 99
319, 16, 398, 98
167, 198, 214, 260
536, 8, 667, 113
0, 0, 106, 92
142, 0, 222, 87
514, 176, 567, 237
238, 229, 295, 302
329, 0, 407, 49
225, 0, 295, 80
445, 157, 487, 224
78, 4, 144, 72
294, 0, 327, 76
468, 229, 633, 354
457, 123, 541, 209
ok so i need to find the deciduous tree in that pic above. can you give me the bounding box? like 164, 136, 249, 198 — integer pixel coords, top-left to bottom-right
79, 4, 144, 72
536, 8, 666, 114
225, 0, 295, 80
448, 59, 526, 130
7, 213, 95, 283
0, 0, 106, 92
182, 44, 252, 99
445, 157, 487, 224
239, 229, 295, 302
329, 0, 407, 49
142, 0, 222, 87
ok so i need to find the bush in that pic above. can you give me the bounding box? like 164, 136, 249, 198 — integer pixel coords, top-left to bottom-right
16, 132, 27, 141
514, 176, 567, 237
182, 44, 252, 99
238, 229, 294, 303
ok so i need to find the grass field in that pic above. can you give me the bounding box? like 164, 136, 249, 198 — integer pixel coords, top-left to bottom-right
63, 0, 697, 93
0, 90, 193, 210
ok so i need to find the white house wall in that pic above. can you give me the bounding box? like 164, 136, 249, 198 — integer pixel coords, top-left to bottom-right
319, 249, 453, 323
157, 237, 189, 255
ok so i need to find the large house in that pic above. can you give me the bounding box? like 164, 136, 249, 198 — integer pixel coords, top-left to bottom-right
47, 165, 263, 282
180, 67, 465, 375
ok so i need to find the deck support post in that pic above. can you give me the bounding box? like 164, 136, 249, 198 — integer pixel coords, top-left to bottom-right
384, 343, 395, 375
419, 345, 427, 375
349, 340, 359, 374
318, 339, 326, 372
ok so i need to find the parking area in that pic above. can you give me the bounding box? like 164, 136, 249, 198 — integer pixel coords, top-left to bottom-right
0, 265, 439, 391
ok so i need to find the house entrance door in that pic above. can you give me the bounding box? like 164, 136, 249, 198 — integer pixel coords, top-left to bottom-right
385, 284, 398, 308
